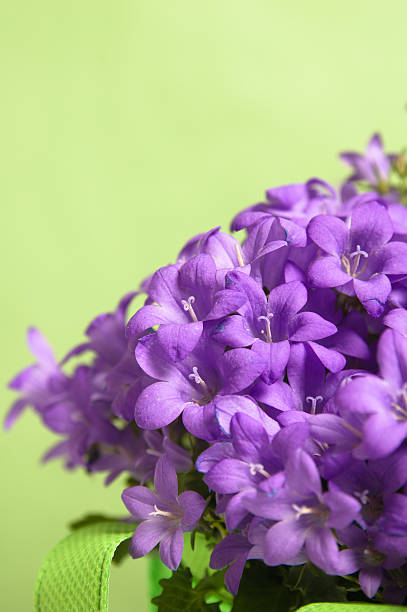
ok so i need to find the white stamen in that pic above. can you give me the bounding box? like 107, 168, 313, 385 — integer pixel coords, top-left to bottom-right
292, 504, 314, 519
306, 395, 323, 415
249, 463, 270, 478
350, 244, 368, 259
188, 366, 209, 394
258, 313, 274, 343
146, 449, 162, 457
235, 243, 245, 267
339, 372, 365, 389
354, 489, 370, 505
181, 295, 198, 322
349, 244, 368, 276
149, 504, 174, 518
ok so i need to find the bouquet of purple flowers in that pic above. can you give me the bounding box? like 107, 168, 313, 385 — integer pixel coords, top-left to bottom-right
7, 134, 407, 610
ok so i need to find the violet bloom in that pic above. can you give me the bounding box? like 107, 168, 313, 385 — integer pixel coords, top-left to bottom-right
122, 455, 206, 570
308, 200, 407, 317
127, 254, 245, 362
63, 291, 138, 367
334, 329, 407, 459
340, 133, 394, 190
231, 179, 338, 230
243, 449, 360, 575
5, 327, 68, 429
134, 331, 266, 440
177, 226, 251, 282
337, 525, 404, 599
213, 271, 341, 384
201, 413, 281, 530
40, 365, 120, 469
210, 534, 253, 595
251, 342, 359, 418
92, 427, 192, 485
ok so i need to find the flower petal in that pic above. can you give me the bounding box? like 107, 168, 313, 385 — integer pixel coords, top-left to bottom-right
178, 490, 206, 531
159, 527, 184, 570
350, 201, 393, 253
252, 339, 290, 384
289, 312, 337, 342
221, 348, 266, 394
129, 519, 168, 558
157, 321, 203, 362
308, 255, 351, 288
135, 382, 185, 429
307, 215, 348, 257
264, 519, 306, 565
122, 486, 159, 518
353, 274, 391, 318
154, 455, 178, 502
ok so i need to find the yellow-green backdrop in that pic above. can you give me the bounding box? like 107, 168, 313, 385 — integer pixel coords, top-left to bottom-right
2, 2, 407, 610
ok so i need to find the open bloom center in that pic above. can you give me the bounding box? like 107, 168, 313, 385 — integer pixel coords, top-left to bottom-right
341, 244, 369, 278
181, 295, 198, 322
306, 395, 323, 415
258, 313, 274, 343
249, 463, 271, 478
188, 366, 214, 404
292, 502, 329, 526
149, 504, 181, 522
391, 383, 407, 422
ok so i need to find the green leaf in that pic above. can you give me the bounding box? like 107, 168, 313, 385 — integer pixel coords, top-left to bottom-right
296, 605, 401, 612
112, 538, 130, 565
285, 565, 348, 605
231, 562, 299, 612
152, 566, 221, 611
69, 513, 119, 530
34, 521, 135, 612
182, 532, 212, 581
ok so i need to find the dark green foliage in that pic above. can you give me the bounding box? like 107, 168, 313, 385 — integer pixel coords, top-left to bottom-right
284, 564, 348, 606
69, 513, 118, 530
231, 562, 299, 612
152, 566, 222, 611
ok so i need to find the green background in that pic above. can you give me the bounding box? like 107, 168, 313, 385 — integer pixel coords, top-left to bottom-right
2, 2, 407, 610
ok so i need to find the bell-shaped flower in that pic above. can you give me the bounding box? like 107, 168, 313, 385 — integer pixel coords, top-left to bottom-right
308, 200, 407, 317
231, 179, 338, 230
127, 254, 246, 362
334, 329, 407, 459
122, 455, 206, 570
134, 331, 266, 440
5, 327, 68, 429
177, 226, 251, 282
200, 413, 281, 529
243, 449, 361, 575
340, 133, 394, 190
63, 291, 138, 367
213, 272, 341, 384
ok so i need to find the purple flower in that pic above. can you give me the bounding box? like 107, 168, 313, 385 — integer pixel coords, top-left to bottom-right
243, 449, 360, 575
231, 179, 338, 230
213, 272, 341, 384
340, 133, 394, 189
177, 226, 251, 282
210, 534, 253, 595
200, 413, 281, 529
134, 330, 266, 440
308, 200, 407, 317
337, 525, 404, 599
63, 291, 138, 367
5, 327, 68, 429
127, 255, 245, 362
122, 455, 206, 570
333, 329, 407, 459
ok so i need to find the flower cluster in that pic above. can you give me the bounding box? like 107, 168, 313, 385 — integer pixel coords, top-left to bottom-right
7, 134, 407, 605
